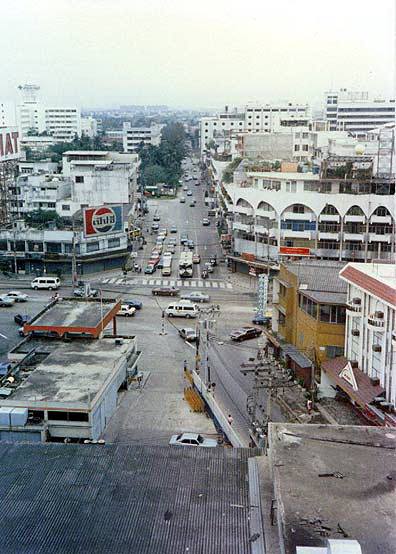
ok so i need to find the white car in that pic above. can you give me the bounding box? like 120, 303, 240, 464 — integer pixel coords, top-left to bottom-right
117, 304, 136, 317
6, 291, 28, 302
169, 432, 217, 448
180, 291, 210, 303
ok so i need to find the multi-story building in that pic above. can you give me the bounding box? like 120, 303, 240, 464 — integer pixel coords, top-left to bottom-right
16, 84, 81, 141
122, 122, 163, 152
268, 261, 347, 385
0, 101, 15, 127
217, 167, 395, 269
321, 262, 396, 427
200, 102, 311, 153
81, 116, 98, 138
325, 89, 395, 136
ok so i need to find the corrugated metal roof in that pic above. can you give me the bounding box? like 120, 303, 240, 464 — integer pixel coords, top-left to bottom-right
0, 443, 260, 554
285, 262, 347, 294
300, 290, 346, 305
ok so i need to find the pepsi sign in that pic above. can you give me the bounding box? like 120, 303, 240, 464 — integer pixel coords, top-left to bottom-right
83, 205, 123, 237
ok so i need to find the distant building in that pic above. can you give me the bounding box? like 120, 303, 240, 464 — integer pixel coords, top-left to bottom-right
0, 101, 15, 127
320, 263, 396, 426
268, 261, 347, 385
81, 116, 98, 138
122, 122, 163, 152
16, 84, 81, 141
324, 89, 395, 136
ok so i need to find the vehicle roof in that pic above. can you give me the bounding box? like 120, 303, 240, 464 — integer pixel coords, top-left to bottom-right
179, 432, 200, 440
181, 327, 195, 332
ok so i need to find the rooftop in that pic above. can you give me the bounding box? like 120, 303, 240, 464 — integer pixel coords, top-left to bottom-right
0, 442, 258, 553
340, 263, 396, 307
246, 171, 319, 180
4, 336, 135, 406
285, 261, 347, 295
267, 423, 396, 554
25, 298, 120, 338
63, 150, 109, 156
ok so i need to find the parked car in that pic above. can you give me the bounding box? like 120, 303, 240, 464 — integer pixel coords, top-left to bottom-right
117, 304, 136, 317
144, 265, 156, 274
180, 292, 210, 303
73, 286, 98, 298
202, 218, 210, 226
230, 326, 262, 342
178, 327, 197, 342
6, 291, 28, 302
31, 277, 60, 290
169, 433, 217, 448
170, 226, 178, 233
189, 200, 196, 207
252, 314, 271, 326
14, 314, 31, 326
125, 300, 143, 310
0, 295, 15, 307
152, 287, 180, 297
192, 254, 200, 264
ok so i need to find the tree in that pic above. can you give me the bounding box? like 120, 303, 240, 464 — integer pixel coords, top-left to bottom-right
25, 210, 64, 229
142, 164, 168, 186
223, 157, 242, 184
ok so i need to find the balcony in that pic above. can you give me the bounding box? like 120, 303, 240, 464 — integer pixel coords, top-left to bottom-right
256, 209, 276, 219
233, 205, 253, 216
392, 330, 396, 346
254, 225, 278, 237
369, 234, 391, 243
233, 221, 252, 233
370, 215, 392, 225
281, 229, 313, 240
319, 214, 340, 223
282, 212, 315, 222
319, 232, 340, 241
343, 233, 365, 242
346, 300, 362, 314
367, 313, 385, 330
344, 215, 366, 223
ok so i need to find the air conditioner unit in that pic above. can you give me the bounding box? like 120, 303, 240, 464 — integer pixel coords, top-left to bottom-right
351, 329, 360, 337
352, 297, 361, 305
372, 345, 382, 353
374, 311, 384, 319
370, 377, 380, 386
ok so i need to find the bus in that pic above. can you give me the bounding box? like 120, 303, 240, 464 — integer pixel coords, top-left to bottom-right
162, 256, 172, 277
179, 251, 193, 278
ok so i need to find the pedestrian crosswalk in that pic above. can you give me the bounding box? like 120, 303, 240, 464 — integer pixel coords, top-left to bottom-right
99, 277, 233, 290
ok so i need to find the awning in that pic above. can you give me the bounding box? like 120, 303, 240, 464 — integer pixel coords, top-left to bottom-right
282, 344, 312, 369
262, 329, 281, 348
322, 356, 385, 408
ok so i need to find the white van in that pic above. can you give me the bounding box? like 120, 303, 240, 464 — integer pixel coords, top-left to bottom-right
31, 277, 60, 290
165, 301, 198, 319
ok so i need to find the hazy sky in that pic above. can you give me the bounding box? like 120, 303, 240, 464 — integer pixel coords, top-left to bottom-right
2, 0, 395, 109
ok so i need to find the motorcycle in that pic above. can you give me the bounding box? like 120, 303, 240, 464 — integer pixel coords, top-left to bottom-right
202, 269, 208, 280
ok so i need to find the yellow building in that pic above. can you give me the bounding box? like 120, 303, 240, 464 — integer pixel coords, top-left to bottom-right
269, 261, 346, 384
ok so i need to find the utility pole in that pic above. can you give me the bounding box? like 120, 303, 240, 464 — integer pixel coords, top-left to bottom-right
197, 305, 220, 387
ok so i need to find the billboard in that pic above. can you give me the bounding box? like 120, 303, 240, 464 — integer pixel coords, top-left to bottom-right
279, 246, 311, 256
83, 205, 123, 237
0, 127, 20, 162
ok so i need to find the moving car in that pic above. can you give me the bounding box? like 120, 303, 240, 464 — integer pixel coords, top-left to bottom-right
14, 314, 31, 326
178, 327, 197, 342
125, 299, 143, 310
31, 277, 60, 290
165, 301, 198, 319
252, 314, 271, 326
189, 199, 196, 207
192, 254, 200, 264
180, 234, 188, 245
180, 291, 210, 303
73, 286, 98, 298
152, 286, 180, 297
117, 304, 136, 317
230, 326, 262, 342
6, 291, 28, 302
170, 226, 178, 233
202, 218, 210, 226
183, 186, 188, 191
169, 433, 217, 448
186, 190, 192, 196
144, 265, 156, 274
168, 244, 176, 254
0, 295, 15, 307
153, 214, 161, 222
179, 197, 186, 203
160, 228, 167, 236
151, 223, 159, 231
187, 240, 195, 250
168, 237, 177, 245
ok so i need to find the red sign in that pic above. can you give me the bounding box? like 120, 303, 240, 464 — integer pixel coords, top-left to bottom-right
0, 128, 20, 162
83, 205, 123, 237
242, 252, 256, 262
279, 246, 311, 256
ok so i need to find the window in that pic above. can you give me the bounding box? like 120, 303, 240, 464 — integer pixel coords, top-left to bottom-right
293, 204, 305, 214
108, 237, 120, 248
86, 241, 99, 252
285, 182, 297, 193
0, 240, 7, 251
302, 144, 309, 151
48, 202, 56, 208
75, 176, 84, 183
302, 132, 309, 138
299, 295, 318, 319
46, 242, 62, 253
279, 283, 286, 297
320, 304, 346, 324
294, 144, 300, 151
47, 411, 89, 422
62, 204, 70, 211
325, 346, 344, 359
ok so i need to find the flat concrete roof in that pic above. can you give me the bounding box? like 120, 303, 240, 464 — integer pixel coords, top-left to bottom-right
7, 337, 134, 406
63, 151, 109, 156
27, 298, 119, 334
268, 423, 396, 554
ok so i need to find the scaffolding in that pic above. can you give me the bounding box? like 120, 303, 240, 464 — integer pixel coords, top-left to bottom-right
0, 159, 18, 226
376, 126, 394, 179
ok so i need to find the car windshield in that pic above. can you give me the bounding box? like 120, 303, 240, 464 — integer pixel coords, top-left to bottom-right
197, 435, 204, 443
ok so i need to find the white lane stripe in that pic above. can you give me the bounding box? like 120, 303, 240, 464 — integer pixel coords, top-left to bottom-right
226, 283, 233, 289
102, 279, 109, 284
170, 280, 175, 286
142, 279, 147, 285
116, 279, 123, 285
205, 282, 211, 288
183, 281, 189, 287
177, 280, 182, 286
149, 279, 155, 285
108, 278, 117, 284
212, 282, 218, 288
219, 283, 225, 289
162, 280, 168, 285
190, 281, 196, 287
198, 280, 203, 287
155, 279, 161, 285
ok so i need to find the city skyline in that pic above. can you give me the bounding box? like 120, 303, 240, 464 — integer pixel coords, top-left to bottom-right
1, 0, 394, 109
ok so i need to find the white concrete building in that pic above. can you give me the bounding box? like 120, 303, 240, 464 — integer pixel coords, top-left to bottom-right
16, 84, 81, 141
339, 263, 396, 411
81, 116, 98, 138
200, 102, 311, 153
325, 89, 395, 136
0, 101, 15, 127
216, 167, 395, 263
123, 122, 163, 152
